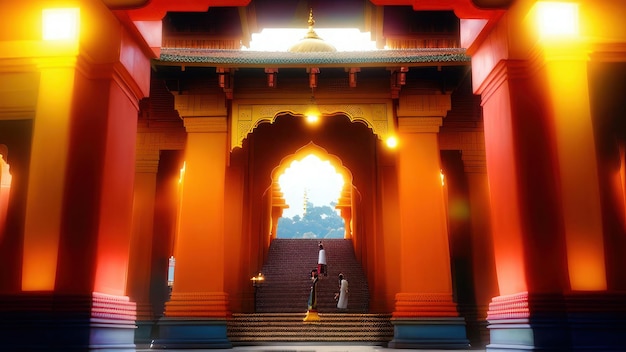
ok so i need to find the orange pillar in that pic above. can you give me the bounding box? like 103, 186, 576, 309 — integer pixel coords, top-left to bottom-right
152, 116, 231, 349
127, 151, 160, 346
389, 114, 468, 349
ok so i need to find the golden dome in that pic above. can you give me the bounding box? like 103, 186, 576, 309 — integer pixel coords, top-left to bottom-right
288, 9, 337, 53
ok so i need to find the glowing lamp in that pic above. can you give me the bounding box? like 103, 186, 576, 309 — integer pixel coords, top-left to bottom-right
250, 272, 265, 286
43, 8, 80, 41
385, 136, 398, 149
306, 113, 319, 124
305, 98, 320, 124
535, 2, 579, 39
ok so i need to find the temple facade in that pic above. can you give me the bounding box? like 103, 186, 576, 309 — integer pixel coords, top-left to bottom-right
0, 0, 625, 351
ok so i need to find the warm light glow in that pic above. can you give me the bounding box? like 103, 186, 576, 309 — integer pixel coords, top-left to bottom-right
306, 113, 319, 124
0, 153, 12, 188
178, 162, 186, 184
243, 28, 377, 52
386, 136, 398, 149
440, 169, 445, 186
535, 2, 579, 39
305, 103, 321, 123
278, 154, 344, 218
42, 8, 80, 41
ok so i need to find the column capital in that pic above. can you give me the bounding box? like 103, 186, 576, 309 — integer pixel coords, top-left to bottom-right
183, 117, 228, 133
173, 93, 227, 117
397, 94, 451, 118
397, 116, 443, 133
462, 149, 487, 174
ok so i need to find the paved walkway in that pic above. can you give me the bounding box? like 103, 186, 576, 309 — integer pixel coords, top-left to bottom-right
139, 343, 486, 352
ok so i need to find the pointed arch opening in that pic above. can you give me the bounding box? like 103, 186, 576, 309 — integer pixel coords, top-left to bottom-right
269, 142, 355, 240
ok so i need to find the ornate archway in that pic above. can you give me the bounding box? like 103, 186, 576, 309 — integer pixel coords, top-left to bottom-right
268, 141, 357, 241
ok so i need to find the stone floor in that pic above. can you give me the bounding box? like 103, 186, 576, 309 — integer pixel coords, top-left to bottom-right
138, 343, 486, 352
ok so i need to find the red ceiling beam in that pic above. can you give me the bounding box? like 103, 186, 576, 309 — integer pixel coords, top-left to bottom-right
122, 0, 251, 21
369, 0, 508, 19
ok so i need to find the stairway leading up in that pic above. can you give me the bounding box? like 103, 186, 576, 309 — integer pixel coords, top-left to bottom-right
255, 239, 369, 313
227, 239, 393, 344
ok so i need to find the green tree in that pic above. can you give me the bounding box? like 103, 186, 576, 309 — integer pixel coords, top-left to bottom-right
277, 201, 345, 239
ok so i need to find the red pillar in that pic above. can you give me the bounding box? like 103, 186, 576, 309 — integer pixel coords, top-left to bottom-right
0, 2, 151, 350
471, 1, 626, 349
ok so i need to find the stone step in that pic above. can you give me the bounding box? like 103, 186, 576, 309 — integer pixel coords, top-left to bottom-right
227, 313, 394, 343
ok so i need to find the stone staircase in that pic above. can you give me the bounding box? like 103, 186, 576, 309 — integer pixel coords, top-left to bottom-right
228, 239, 393, 343
255, 239, 369, 313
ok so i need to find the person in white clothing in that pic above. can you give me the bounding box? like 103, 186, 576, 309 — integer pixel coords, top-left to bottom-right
317, 242, 327, 277
337, 273, 348, 309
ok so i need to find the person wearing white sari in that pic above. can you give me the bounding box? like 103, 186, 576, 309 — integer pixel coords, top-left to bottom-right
337, 273, 348, 309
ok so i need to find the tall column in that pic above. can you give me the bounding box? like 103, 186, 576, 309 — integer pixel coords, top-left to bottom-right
542, 40, 626, 350
472, 19, 626, 352
127, 150, 160, 347
0, 3, 151, 351
7, 55, 141, 352
462, 150, 498, 346
544, 43, 606, 291
389, 102, 469, 348
21, 61, 74, 292
152, 116, 231, 349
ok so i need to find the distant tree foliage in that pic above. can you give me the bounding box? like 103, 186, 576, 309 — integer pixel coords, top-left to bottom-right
277, 201, 345, 239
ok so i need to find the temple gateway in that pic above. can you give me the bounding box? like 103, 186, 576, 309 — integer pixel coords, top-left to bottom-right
1, 0, 626, 351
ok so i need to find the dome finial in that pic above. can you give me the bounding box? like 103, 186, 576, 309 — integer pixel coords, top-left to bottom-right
288, 7, 337, 53
308, 8, 315, 29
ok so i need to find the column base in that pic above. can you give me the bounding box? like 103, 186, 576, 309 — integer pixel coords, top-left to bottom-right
0, 293, 137, 351
387, 317, 470, 349
486, 292, 626, 351
150, 317, 231, 349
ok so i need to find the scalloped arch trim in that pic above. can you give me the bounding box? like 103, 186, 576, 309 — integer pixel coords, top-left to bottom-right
231, 101, 395, 151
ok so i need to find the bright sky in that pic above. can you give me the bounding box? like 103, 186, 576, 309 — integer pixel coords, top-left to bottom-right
278, 154, 345, 218
243, 28, 378, 52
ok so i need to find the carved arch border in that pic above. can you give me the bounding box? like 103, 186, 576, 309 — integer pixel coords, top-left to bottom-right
268, 141, 357, 239
270, 141, 354, 187
230, 100, 395, 151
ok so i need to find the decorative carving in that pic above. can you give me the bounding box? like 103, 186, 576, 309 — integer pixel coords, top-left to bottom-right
231, 102, 395, 150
